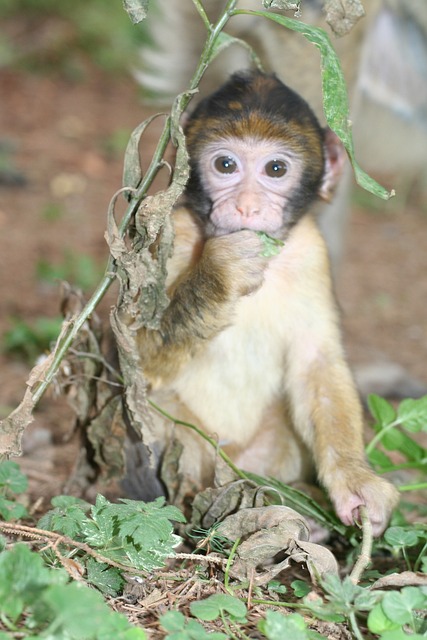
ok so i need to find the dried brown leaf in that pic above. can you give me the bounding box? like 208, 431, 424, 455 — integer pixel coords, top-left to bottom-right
372, 571, 427, 589
325, 0, 365, 37
216, 505, 338, 586
0, 319, 74, 456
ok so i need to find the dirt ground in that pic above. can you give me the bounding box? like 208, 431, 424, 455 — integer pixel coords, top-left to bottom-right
0, 63, 426, 496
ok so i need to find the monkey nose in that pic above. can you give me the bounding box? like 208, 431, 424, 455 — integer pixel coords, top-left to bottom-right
236, 206, 259, 218
236, 200, 260, 218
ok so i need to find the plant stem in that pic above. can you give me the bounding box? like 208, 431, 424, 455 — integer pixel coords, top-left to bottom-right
398, 482, 427, 492
376, 461, 427, 473
32, 116, 172, 405
149, 400, 249, 481
365, 418, 402, 455
192, 0, 211, 29
28, 0, 237, 408
224, 537, 241, 593
220, 612, 240, 640
414, 541, 427, 573
249, 598, 305, 610
348, 610, 365, 640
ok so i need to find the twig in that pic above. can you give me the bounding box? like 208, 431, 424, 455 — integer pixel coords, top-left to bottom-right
349, 506, 373, 584
0, 521, 148, 576
149, 399, 249, 481
174, 551, 228, 569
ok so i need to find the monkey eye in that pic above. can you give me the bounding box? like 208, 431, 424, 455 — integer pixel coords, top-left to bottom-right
214, 156, 237, 174
265, 159, 287, 178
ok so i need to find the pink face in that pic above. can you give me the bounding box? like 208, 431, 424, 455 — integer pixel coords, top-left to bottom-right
198, 137, 304, 237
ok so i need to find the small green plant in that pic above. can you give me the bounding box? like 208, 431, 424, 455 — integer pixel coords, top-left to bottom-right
41, 202, 66, 222
291, 580, 311, 598
190, 594, 247, 638
188, 523, 232, 554
36, 250, 103, 291
0, 0, 143, 74
160, 611, 227, 640
0, 460, 29, 521
367, 587, 427, 638
366, 394, 427, 484
383, 525, 427, 572
2, 316, 63, 361
0, 543, 146, 639
302, 575, 427, 640
258, 611, 323, 640
38, 494, 185, 594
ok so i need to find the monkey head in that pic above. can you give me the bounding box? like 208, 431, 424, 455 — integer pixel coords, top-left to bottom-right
183, 70, 345, 238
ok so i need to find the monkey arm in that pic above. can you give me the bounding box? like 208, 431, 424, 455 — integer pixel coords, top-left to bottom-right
134, 208, 268, 385
282, 218, 399, 535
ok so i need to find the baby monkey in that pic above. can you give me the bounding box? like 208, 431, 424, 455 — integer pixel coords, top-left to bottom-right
131, 71, 399, 536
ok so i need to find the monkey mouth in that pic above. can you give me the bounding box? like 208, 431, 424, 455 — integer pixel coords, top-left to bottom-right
208, 208, 289, 237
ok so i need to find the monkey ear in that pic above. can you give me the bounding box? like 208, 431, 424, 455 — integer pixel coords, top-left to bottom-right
319, 128, 347, 202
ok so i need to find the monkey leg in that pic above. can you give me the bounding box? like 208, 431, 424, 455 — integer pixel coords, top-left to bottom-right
223, 400, 314, 484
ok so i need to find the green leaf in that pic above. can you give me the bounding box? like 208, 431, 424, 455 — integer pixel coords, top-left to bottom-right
382, 428, 425, 461
353, 589, 382, 611
0, 497, 28, 521
380, 632, 426, 640
258, 611, 310, 640
381, 587, 427, 626
235, 10, 393, 200
86, 557, 124, 596
122, 0, 148, 24
0, 544, 66, 623
51, 495, 92, 510
397, 397, 427, 433
111, 497, 185, 548
98, 617, 147, 640
267, 580, 287, 594
160, 611, 227, 639
384, 526, 420, 548
0, 460, 28, 494
256, 231, 285, 257
42, 582, 113, 636
83, 496, 116, 546
291, 580, 311, 598
368, 394, 396, 427
190, 594, 247, 622
367, 603, 400, 635
367, 447, 393, 469
38, 501, 90, 539
160, 611, 187, 633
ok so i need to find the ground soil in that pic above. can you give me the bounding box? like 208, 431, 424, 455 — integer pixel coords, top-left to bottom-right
0, 64, 426, 636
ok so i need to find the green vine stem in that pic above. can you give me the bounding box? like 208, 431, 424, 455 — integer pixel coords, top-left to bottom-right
365, 417, 405, 456
149, 399, 248, 481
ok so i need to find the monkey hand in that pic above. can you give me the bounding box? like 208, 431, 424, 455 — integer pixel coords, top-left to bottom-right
204, 231, 270, 298
329, 467, 399, 537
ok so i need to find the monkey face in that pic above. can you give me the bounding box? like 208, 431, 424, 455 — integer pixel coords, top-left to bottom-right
198, 137, 305, 237
182, 71, 336, 237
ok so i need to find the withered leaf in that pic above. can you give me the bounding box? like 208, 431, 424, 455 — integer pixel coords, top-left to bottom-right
325, 0, 365, 37
372, 571, 427, 589
216, 505, 338, 586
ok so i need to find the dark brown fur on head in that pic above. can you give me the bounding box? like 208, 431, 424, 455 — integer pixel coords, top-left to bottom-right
183, 70, 326, 226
